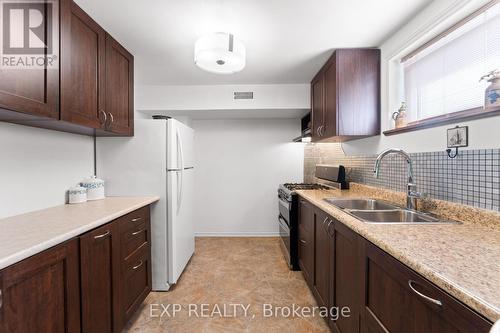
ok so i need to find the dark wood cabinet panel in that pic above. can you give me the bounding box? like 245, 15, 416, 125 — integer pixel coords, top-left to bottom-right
80, 221, 120, 333
60, 1, 106, 129
0, 239, 80, 333
330, 220, 361, 333
0, 0, 59, 120
323, 60, 337, 138
311, 48, 380, 142
104, 34, 134, 136
360, 241, 492, 333
311, 75, 325, 141
314, 209, 330, 308
298, 198, 315, 286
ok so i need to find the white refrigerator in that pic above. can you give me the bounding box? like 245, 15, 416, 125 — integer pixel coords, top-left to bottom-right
97, 118, 195, 291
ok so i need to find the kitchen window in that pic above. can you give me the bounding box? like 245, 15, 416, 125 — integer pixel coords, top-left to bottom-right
385, 0, 500, 135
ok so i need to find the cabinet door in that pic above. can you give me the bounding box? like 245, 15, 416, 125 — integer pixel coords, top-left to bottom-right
0, 1, 59, 119
329, 220, 361, 333
0, 239, 80, 333
311, 74, 325, 141
105, 34, 134, 136
60, 1, 106, 129
80, 222, 121, 333
314, 209, 330, 308
298, 198, 315, 286
323, 59, 337, 138
360, 241, 492, 333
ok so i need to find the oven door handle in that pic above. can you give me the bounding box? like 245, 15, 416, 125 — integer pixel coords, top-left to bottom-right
278, 196, 291, 210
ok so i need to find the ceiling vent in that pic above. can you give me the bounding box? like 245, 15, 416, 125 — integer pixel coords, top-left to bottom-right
233, 91, 253, 100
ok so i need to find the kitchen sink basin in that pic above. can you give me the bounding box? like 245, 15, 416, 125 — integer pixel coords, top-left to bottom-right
349, 209, 460, 225
324, 198, 461, 225
324, 198, 399, 210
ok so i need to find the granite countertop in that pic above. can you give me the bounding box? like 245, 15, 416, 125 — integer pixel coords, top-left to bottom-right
296, 186, 500, 322
0, 196, 159, 270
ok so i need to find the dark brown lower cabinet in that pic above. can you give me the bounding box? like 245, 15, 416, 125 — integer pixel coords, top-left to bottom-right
80, 221, 120, 333
297, 200, 493, 333
360, 241, 492, 333
314, 209, 331, 308
298, 198, 315, 287
0, 205, 152, 333
329, 219, 361, 333
0, 239, 81, 333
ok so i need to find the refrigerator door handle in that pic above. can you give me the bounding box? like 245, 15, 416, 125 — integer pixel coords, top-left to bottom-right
176, 130, 184, 213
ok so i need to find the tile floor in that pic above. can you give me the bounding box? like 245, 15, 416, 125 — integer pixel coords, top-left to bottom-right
124, 237, 330, 332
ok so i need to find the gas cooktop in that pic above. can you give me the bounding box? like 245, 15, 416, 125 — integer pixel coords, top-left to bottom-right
282, 183, 330, 191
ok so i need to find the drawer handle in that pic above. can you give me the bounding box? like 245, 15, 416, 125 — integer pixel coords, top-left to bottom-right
132, 229, 145, 236
131, 217, 142, 222
299, 239, 307, 244
132, 260, 143, 270
94, 230, 110, 239
408, 280, 442, 306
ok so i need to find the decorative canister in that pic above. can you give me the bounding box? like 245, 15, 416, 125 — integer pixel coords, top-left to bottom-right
480, 70, 500, 110
392, 102, 408, 128
80, 175, 105, 201
68, 185, 87, 204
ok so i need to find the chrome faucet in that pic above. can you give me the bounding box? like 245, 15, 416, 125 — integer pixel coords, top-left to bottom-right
373, 148, 424, 211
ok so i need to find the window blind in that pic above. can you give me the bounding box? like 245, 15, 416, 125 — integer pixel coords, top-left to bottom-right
402, 2, 500, 121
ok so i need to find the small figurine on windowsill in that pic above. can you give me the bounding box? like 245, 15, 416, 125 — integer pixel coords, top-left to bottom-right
480, 70, 500, 110
392, 102, 408, 129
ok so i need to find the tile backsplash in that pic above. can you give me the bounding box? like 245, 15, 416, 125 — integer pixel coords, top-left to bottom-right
304, 143, 500, 211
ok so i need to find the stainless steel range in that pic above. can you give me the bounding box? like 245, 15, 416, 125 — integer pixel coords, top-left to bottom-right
277, 183, 329, 270
278, 165, 348, 270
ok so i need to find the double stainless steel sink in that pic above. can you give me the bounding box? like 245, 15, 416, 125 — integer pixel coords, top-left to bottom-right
324, 198, 461, 225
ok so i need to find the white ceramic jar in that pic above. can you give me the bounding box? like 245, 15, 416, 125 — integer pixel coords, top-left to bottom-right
80, 175, 105, 201
68, 185, 87, 204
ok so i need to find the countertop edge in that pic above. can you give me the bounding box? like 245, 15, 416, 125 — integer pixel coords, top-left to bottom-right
296, 190, 499, 323
0, 196, 159, 270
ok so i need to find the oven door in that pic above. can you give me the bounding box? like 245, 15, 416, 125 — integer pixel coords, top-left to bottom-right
278, 214, 291, 268
278, 195, 291, 222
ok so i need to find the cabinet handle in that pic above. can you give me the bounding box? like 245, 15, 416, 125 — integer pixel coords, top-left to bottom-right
320, 125, 325, 136
0, 289, 2, 310
131, 217, 142, 222
408, 280, 442, 306
132, 260, 143, 270
106, 112, 114, 128
327, 220, 335, 237
99, 110, 107, 125
94, 230, 110, 239
299, 239, 307, 245
321, 216, 329, 231
132, 229, 145, 236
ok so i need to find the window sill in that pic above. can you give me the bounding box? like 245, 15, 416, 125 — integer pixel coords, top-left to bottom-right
383, 106, 500, 136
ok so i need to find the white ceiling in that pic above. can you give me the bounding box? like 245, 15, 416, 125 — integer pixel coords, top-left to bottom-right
75, 0, 432, 85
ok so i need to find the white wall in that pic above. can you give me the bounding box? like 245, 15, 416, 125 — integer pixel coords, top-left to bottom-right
342, 0, 499, 155
192, 118, 304, 236
136, 84, 310, 118
0, 123, 94, 218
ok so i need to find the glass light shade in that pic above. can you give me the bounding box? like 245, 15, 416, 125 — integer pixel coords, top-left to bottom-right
194, 32, 246, 74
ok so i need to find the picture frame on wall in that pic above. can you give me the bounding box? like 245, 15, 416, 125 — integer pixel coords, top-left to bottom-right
447, 125, 468, 148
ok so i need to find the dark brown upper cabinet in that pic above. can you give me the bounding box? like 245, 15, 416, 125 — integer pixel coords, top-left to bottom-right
104, 34, 134, 136
311, 48, 380, 142
60, 1, 106, 130
0, 0, 134, 137
0, 1, 60, 121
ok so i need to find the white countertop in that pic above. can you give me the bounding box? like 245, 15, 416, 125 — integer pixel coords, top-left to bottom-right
0, 196, 159, 270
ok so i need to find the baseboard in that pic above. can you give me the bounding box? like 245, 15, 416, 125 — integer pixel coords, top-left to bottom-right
194, 231, 280, 237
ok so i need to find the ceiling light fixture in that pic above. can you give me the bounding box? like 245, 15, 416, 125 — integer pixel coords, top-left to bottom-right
194, 32, 246, 74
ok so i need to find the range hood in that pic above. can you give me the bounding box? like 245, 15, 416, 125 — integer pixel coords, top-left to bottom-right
293, 113, 312, 142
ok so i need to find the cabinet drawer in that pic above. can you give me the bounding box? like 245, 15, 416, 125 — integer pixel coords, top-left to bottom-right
363, 242, 492, 333
121, 219, 150, 260
121, 243, 151, 322
118, 206, 150, 234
